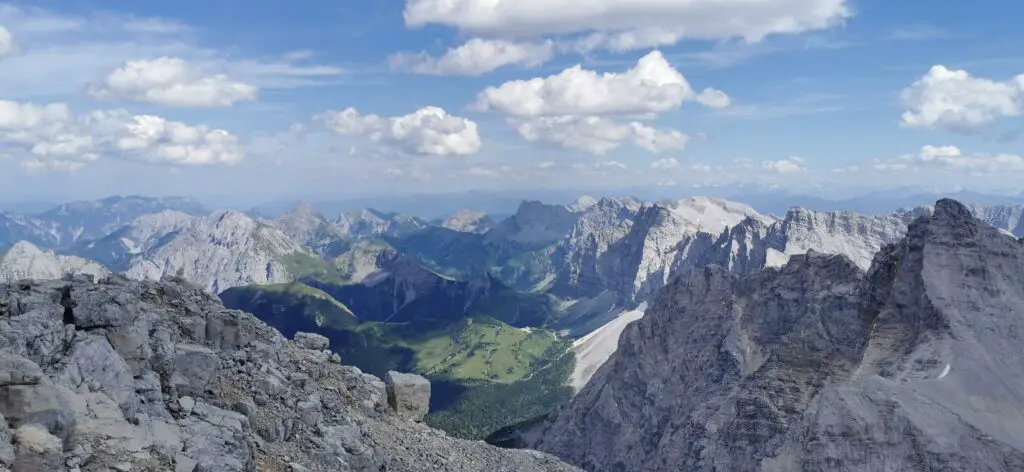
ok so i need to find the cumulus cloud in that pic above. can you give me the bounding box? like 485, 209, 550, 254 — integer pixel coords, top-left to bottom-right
403, 0, 851, 48
877, 145, 1024, 173
0, 25, 13, 56
900, 65, 1024, 133
515, 115, 688, 155
0, 100, 243, 170
465, 166, 499, 177
88, 57, 259, 107
474, 51, 728, 117
317, 106, 481, 156
762, 157, 806, 173
596, 161, 627, 169
390, 38, 554, 76
0, 5, 345, 98
649, 157, 679, 170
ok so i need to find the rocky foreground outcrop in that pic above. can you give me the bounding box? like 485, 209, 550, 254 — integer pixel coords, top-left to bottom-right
530, 199, 1024, 471
0, 275, 579, 471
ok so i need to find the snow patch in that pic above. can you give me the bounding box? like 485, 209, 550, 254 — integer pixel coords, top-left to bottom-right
938, 363, 951, 379
569, 305, 647, 392
120, 237, 141, 254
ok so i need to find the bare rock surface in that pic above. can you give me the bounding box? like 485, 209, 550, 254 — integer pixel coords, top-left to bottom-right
532, 199, 1024, 472
0, 274, 580, 472
0, 241, 108, 283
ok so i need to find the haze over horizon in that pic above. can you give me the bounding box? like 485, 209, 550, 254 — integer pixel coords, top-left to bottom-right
2, 0, 1024, 203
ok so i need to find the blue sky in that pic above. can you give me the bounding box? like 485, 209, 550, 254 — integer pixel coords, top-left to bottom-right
2, 0, 1024, 203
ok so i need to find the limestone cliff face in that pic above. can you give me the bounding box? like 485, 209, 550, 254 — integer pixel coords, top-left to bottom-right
273, 202, 348, 257
0, 275, 580, 471
122, 210, 313, 294
532, 199, 1024, 471
486, 200, 581, 248
551, 197, 642, 299
0, 241, 108, 282
440, 210, 496, 234
336, 209, 428, 239
757, 207, 906, 271
70, 210, 316, 294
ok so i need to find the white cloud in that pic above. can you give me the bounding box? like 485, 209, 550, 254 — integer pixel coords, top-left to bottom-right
390, 38, 554, 76
121, 18, 191, 34
878, 145, 1024, 173
403, 0, 851, 48
733, 157, 754, 169
20, 158, 86, 173
649, 157, 679, 170
900, 65, 1024, 133
691, 163, 712, 172
596, 161, 627, 169
465, 166, 499, 177
515, 115, 688, 155
474, 51, 728, 117
537, 161, 555, 169
762, 158, 805, 173
0, 100, 243, 170
0, 5, 345, 98
317, 106, 481, 156
0, 25, 12, 56
88, 57, 259, 107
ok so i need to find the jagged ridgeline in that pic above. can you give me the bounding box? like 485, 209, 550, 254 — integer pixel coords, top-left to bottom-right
522, 199, 1024, 472
0, 274, 581, 471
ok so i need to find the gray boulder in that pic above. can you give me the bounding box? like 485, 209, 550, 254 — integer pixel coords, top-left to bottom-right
171, 344, 218, 397
385, 371, 430, 422
11, 424, 62, 472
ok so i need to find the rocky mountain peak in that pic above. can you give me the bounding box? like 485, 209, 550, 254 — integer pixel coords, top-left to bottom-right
440, 210, 495, 234
0, 241, 109, 283
273, 203, 342, 254
112, 210, 312, 294
765, 206, 906, 271
488, 201, 579, 247
530, 198, 1024, 471
569, 196, 599, 212
658, 197, 764, 235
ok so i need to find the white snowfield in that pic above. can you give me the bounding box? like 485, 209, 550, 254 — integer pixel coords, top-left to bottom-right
569, 303, 647, 391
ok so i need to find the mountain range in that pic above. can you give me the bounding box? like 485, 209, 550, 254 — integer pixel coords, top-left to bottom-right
5, 193, 1024, 449
522, 199, 1024, 471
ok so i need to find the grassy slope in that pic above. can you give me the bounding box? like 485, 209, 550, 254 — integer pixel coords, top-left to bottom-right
425, 349, 575, 440
277, 251, 346, 285
303, 270, 563, 328
219, 282, 357, 331
220, 283, 574, 439
402, 317, 559, 383
384, 229, 561, 292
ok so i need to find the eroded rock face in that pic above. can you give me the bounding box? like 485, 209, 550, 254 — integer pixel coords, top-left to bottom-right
0, 275, 580, 472
532, 199, 1024, 472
